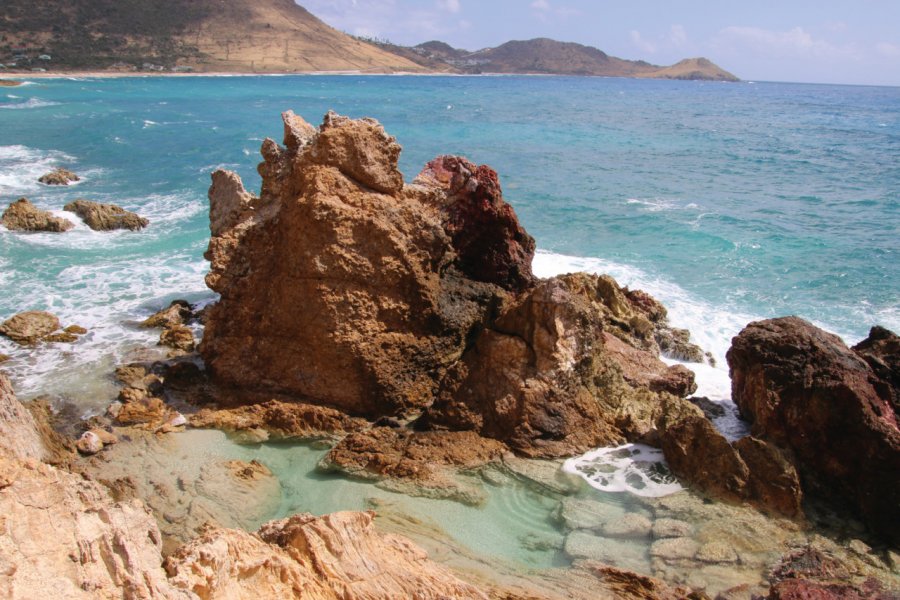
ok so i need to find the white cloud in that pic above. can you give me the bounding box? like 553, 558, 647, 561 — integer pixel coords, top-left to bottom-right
630, 30, 657, 54
669, 24, 687, 47
876, 42, 900, 58
714, 26, 860, 60
437, 0, 460, 13
531, 0, 550, 10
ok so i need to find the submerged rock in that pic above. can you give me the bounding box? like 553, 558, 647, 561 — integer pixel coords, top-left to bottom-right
38, 167, 79, 185
1, 198, 74, 232
728, 317, 900, 543
63, 199, 149, 231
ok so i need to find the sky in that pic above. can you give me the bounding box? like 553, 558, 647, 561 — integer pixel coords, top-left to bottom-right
300, 0, 900, 86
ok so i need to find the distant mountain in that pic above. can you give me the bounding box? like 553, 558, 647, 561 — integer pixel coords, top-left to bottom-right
408, 38, 738, 81
0, 1, 737, 80
0, 0, 424, 72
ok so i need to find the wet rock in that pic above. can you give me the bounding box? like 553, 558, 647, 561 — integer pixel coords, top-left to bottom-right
322, 427, 505, 504
0, 353, 9, 363
201, 110, 509, 416
728, 317, 900, 543
695, 541, 738, 564
650, 537, 700, 562
75, 430, 103, 455
579, 562, 707, 600
38, 167, 79, 185
414, 154, 536, 292
767, 579, 894, 600
565, 531, 650, 570
733, 436, 803, 518
655, 327, 708, 363
140, 300, 193, 329
651, 518, 692, 539
687, 396, 726, 419
158, 324, 194, 353
63, 199, 149, 231
1, 198, 74, 232
602, 513, 653, 539
189, 399, 367, 442
557, 497, 627, 531
0, 310, 61, 345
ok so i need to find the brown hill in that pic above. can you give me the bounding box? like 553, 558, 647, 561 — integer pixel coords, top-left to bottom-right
409, 38, 738, 81
0, 0, 424, 72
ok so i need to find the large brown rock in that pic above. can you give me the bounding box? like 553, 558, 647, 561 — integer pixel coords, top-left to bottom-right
200, 111, 515, 417
63, 199, 149, 231
37, 167, 79, 185
0, 310, 61, 345
727, 317, 900, 543
658, 410, 802, 517
853, 325, 900, 414
422, 273, 696, 457
1, 198, 73, 232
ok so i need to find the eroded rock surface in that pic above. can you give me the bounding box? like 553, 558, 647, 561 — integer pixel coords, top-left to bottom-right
0, 311, 85, 346
63, 199, 149, 231
201, 110, 512, 416
166, 511, 489, 600
38, 167, 79, 185
1, 198, 73, 232
728, 317, 900, 543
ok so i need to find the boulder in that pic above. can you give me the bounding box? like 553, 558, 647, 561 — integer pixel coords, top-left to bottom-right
37, 167, 79, 185
659, 410, 802, 517
727, 317, 900, 543
139, 300, 193, 329
200, 110, 515, 416
1, 198, 73, 232
158, 324, 195, 353
75, 430, 103, 455
0, 310, 61, 345
63, 199, 149, 231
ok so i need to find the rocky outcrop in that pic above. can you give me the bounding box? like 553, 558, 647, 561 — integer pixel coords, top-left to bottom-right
189, 399, 368, 442
852, 325, 900, 414
766, 546, 896, 600
659, 412, 802, 517
63, 199, 149, 231
38, 167, 79, 185
200, 110, 518, 416
421, 273, 697, 457
1, 198, 74, 232
414, 155, 536, 292
727, 317, 900, 543
140, 300, 193, 329
0, 311, 86, 346
0, 373, 47, 462
165, 511, 488, 599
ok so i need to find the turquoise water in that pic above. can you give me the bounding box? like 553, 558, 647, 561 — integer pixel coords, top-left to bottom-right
1, 75, 898, 402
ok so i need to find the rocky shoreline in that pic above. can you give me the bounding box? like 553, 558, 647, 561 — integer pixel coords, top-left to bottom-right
0, 110, 897, 599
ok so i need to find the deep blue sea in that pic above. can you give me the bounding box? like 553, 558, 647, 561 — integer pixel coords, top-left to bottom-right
1, 75, 898, 410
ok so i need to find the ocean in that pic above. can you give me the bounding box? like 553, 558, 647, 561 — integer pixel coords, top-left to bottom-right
0, 75, 898, 576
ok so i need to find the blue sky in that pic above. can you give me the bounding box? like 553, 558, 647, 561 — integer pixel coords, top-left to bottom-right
300, 0, 900, 85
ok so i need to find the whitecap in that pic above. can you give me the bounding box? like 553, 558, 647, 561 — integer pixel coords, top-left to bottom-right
0, 145, 77, 195
563, 444, 683, 497
0, 97, 60, 110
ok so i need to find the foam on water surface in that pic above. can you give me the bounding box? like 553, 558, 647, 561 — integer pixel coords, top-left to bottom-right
562, 444, 683, 497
